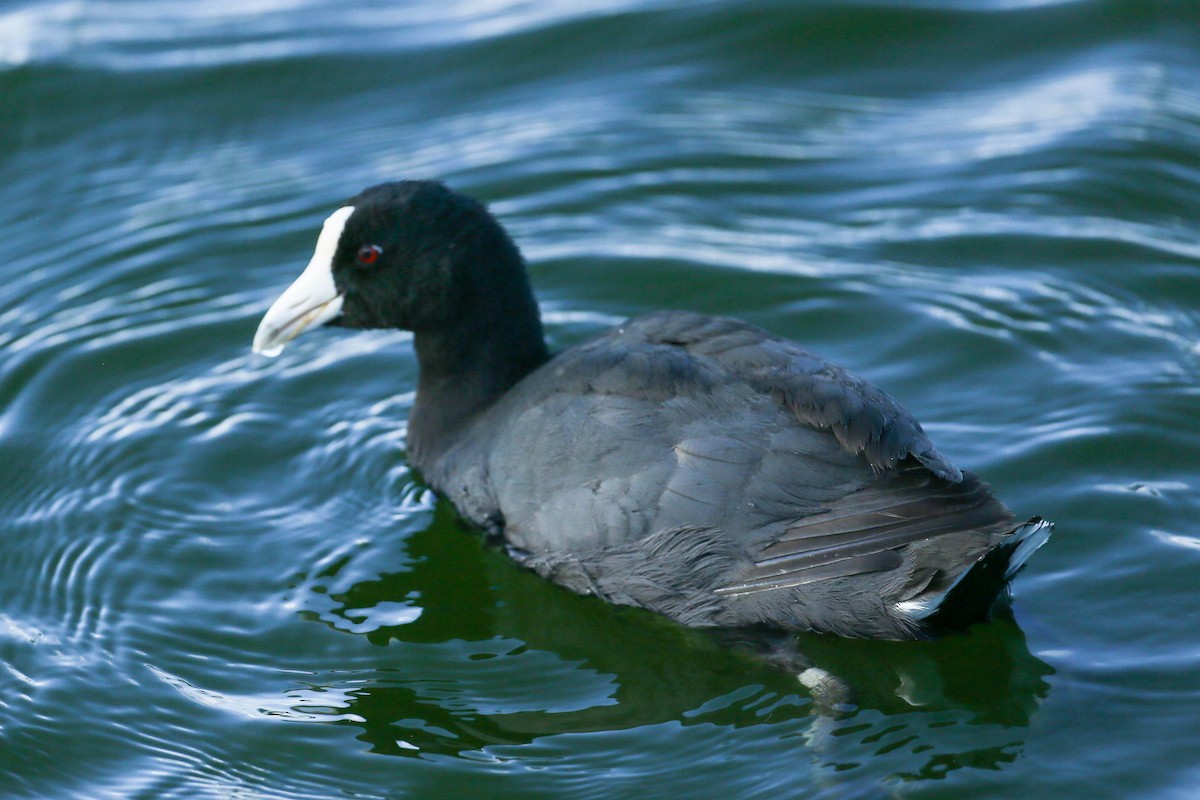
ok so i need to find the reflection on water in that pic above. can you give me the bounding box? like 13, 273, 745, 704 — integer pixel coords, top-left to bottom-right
287, 500, 1051, 779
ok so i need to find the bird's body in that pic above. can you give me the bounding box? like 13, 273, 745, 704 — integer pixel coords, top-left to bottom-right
253, 180, 1049, 640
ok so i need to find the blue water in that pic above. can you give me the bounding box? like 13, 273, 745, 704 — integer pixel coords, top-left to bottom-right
1, 1, 1199, 797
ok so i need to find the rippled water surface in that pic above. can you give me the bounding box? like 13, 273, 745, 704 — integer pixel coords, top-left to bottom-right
2, 1, 1199, 797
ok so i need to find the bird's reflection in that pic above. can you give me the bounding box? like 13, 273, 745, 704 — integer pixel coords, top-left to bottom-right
306, 502, 1052, 780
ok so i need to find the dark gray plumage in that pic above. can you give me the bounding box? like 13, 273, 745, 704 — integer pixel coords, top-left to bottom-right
252, 180, 1051, 640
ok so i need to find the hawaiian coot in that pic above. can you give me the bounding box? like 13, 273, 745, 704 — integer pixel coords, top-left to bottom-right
252, 180, 1050, 640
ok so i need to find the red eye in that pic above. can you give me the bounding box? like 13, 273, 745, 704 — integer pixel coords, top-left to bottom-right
356, 245, 382, 266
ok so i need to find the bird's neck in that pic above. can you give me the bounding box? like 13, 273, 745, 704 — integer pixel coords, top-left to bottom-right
407, 281, 549, 470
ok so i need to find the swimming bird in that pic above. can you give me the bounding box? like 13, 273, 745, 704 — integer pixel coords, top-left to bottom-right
252, 180, 1050, 640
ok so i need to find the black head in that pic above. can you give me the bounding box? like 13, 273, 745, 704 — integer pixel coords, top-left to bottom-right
253, 180, 535, 355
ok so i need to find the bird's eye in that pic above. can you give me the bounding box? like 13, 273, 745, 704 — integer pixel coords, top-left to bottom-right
356, 245, 382, 266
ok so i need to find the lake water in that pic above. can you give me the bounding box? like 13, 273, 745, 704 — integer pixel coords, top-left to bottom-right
2, 1, 1198, 798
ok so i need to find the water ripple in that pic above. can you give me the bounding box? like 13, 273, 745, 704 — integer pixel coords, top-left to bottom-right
0, 0, 652, 70
1, 0, 1199, 797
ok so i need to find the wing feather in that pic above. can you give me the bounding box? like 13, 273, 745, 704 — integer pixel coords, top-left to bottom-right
717, 463, 1013, 596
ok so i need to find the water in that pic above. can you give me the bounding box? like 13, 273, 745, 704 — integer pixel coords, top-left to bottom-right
1, 1, 1198, 797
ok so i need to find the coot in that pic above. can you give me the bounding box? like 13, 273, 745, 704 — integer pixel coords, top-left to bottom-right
252, 180, 1050, 640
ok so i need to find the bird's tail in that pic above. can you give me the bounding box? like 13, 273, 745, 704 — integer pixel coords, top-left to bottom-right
912, 517, 1053, 634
